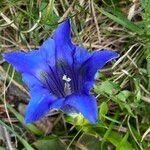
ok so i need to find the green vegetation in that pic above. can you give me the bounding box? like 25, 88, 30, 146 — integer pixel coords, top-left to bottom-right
0, 0, 150, 149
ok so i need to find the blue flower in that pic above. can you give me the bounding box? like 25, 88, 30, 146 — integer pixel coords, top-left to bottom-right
3, 19, 119, 124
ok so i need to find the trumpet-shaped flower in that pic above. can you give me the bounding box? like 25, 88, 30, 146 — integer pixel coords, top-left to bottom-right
3, 19, 119, 124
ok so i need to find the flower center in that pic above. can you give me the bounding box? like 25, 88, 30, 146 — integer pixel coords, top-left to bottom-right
62, 75, 71, 96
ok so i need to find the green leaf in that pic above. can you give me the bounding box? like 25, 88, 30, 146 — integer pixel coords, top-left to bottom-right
65, 114, 89, 125
124, 104, 134, 116
133, 79, 141, 102
42, 0, 55, 22
107, 131, 132, 149
116, 132, 132, 150
99, 102, 108, 121
40, 1, 59, 30
104, 116, 121, 124
33, 139, 65, 150
95, 6, 143, 34
82, 125, 132, 149
101, 112, 132, 149
116, 90, 131, 102
94, 81, 120, 95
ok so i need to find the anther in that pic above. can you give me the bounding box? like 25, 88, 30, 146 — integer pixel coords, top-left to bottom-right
62, 75, 71, 82
62, 75, 71, 95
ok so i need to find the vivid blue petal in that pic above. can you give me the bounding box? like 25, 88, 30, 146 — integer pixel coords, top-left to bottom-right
85, 50, 119, 77
55, 46, 92, 93
39, 37, 56, 67
62, 93, 98, 124
53, 19, 75, 65
25, 87, 64, 123
50, 19, 77, 93
71, 47, 92, 92
3, 38, 55, 73
22, 73, 42, 89
81, 50, 119, 93
53, 18, 73, 48
3, 51, 47, 75
74, 46, 92, 68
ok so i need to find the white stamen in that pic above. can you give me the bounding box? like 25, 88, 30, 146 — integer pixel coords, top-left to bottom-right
62, 75, 71, 95
62, 75, 71, 82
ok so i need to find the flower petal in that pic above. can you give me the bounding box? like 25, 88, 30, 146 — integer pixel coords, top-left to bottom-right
85, 50, 119, 77
3, 51, 47, 75
25, 87, 64, 124
3, 38, 55, 74
53, 18, 73, 48
62, 93, 98, 124
81, 50, 119, 93
39, 37, 55, 67
74, 46, 92, 68
69, 47, 92, 92
52, 19, 75, 65
22, 73, 42, 89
